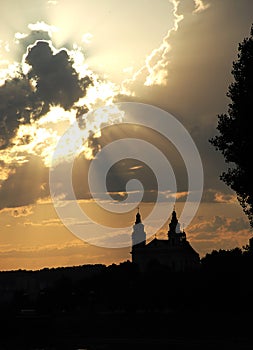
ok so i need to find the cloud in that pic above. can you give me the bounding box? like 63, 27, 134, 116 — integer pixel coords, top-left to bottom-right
0, 37, 93, 152
25, 40, 92, 110
0, 156, 49, 211
121, 0, 210, 91
47, 0, 58, 5
0, 37, 122, 211
14, 25, 52, 48
0, 27, 98, 211
226, 217, 251, 232
201, 189, 237, 203
0, 240, 129, 270
82, 32, 93, 44
187, 212, 252, 256
14, 28, 52, 62
0, 241, 88, 259
0, 76, 37, 149
193, 0, 210, 13
11, 206, 34, 217
28, 21, 58, 38
189, 215, 251, 236
23, 217, 62, 227
119, 0, 253, 198
122, 0, 184, 90
1, 0, 253, 216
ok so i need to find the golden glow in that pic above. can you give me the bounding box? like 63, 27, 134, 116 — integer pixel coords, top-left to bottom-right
69, 45, 92, 79
85, 79, 118, 109
0, 61, 20, 86
53, 103, 124, 163
0, 66, 121, 173
82, 32, 93, 44
0, 109, 69, 169
0, 100, 125, 173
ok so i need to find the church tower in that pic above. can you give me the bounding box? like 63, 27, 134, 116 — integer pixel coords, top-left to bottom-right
131, 208, 146, 265
168, 208, 186, 246
132, 208, 146, 247
130, 206, 199, 271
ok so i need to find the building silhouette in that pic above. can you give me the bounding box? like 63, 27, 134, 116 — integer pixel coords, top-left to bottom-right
131, 208, 200, 272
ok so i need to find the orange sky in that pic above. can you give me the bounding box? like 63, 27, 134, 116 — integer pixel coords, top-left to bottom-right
0, 0, 253, 271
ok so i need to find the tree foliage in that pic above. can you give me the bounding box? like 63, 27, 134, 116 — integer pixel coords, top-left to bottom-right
209, 24, 253, 228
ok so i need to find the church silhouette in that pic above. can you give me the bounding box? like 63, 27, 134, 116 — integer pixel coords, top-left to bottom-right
131, 208, 200, 272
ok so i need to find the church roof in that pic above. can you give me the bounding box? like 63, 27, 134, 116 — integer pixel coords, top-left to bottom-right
146, 237, 168, 248
144, 237, 199, 256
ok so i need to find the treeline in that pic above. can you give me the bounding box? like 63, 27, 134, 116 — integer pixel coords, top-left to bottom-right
1, 245, 253, 348
1, 244, 253, 315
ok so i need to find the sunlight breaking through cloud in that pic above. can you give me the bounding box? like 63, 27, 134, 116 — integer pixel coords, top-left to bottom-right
0, 24, 124, 181
193, 0, 210, 14
122, 0, 183, 91
122, 0, 210, 92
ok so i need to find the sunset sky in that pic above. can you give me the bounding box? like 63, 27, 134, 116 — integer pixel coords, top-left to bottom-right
0, 0, 253, 271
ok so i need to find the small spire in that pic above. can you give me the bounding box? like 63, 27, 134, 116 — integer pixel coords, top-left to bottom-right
135, 206, 141, 224
172, 208, 178, 221
169, 206, 178, 233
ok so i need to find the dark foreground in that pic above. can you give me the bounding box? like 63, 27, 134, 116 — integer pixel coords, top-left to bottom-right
1, 307, 252, 349
1, 256, 253, 349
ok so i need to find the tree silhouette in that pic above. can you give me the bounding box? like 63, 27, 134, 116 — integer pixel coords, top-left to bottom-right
209, 24, 253, 228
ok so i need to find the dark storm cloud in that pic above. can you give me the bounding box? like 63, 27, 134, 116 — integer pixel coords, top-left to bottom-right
0, 39, 92, 151
0, 37, 93, 210
0, 76, 38, 149
25, 41, 92, 110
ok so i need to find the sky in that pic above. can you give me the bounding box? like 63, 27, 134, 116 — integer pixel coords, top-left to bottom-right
0, 0, 253, 271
